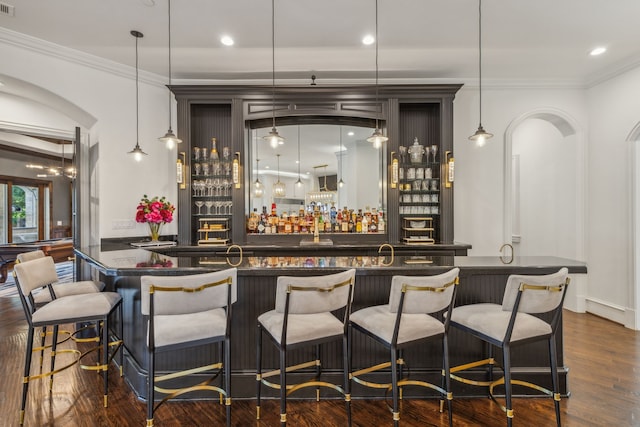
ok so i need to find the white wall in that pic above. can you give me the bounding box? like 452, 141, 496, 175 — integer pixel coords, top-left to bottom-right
0, 37, 177, 242
586, 66, 640, 326
453, 86, 588, 256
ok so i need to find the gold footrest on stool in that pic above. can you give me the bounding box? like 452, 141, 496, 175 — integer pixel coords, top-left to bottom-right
450, 357, 558, 415
351, 359, 452, 413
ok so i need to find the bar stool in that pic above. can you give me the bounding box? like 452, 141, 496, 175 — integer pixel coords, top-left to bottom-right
13, 255, 123, 425
448, 268, 570, 426
350, 268, 460, 427
256, 269, 356, 426
140, 268, 237, 427
16, 250, 105, 306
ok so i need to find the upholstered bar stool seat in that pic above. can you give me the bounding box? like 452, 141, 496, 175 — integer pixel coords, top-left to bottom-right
13, 256, 123, 426
256, 269, 356, 426
448, 268, 570, 427
17, 250, 105, 306
350, 268, 460, 427
141, 268, 237, 427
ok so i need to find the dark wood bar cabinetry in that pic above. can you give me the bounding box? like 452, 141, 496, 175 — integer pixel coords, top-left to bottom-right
171, 84, 461, 251
76, 246, 586, 401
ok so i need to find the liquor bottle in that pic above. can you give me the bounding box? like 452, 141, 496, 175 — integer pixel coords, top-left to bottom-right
378, 210, 385, 233
210, 137, 219, 161
348, 212, 355, 233
361, 214, 368, 234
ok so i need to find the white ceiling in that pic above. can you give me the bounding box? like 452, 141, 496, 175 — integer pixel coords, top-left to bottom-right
1, 0, 640, 85
2, 0, 640, 177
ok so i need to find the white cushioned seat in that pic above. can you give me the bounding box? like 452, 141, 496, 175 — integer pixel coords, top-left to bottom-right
350, 305, 445, 345
258, 311, 344, 345
31, 291, 121, 324
448, 303, 552, 343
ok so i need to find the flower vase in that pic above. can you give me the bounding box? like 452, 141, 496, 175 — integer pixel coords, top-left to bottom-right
148, 223, 162, 242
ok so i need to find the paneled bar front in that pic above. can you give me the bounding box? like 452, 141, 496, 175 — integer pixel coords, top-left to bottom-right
75, 246, 586, 401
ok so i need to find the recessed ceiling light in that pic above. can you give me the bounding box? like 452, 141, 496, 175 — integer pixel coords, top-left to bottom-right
362, 35, 375, 45
590, 47, 607, 56
221, 35, 234, 46
347, 131, 355, 136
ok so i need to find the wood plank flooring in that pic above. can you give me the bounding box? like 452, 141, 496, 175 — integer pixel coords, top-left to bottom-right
1, 295, 638, 426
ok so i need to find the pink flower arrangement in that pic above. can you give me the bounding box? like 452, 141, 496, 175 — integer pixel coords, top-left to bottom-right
135, 195, 175, 225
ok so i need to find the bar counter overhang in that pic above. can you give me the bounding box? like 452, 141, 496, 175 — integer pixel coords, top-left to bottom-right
74, 246, 586, 401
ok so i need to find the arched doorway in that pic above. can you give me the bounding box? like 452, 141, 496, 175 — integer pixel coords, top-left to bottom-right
504, 108, 586, 311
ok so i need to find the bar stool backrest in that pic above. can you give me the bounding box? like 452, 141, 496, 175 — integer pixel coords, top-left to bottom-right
501, 267, 569, 314
13, 256, 58, 297
388, 267, 460, 314
16, 250, 46, 263
275, 269, 356, 314
140, 268, 237, 316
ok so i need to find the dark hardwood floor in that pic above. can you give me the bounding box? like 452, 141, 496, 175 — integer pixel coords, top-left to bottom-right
1, 294, 638, 426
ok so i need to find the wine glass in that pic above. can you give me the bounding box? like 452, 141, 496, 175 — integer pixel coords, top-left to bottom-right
194, 201, 204, 215
204, 201, 214, 215
222, 178, 230, 196
431, 145, 438, 163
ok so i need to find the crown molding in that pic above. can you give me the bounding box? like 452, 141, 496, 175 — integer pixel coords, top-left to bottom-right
0, 27, 166, 88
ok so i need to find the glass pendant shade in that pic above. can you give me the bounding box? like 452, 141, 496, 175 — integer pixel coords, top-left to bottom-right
254, 179, 264, 197
264, 128, 284, 148
366, 128, 388, 148
159, 128, 182, 150
469, 124, 493, 147
273, 180, 286, 197
128, 143, 147, 162
272, 153, 286, 197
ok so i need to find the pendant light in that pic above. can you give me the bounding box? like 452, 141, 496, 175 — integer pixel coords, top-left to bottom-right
263, 0, 284, 149
338, 126, 345, 187
128, 30, 148, 161
468, 0, 493, 146
272, 154, 286, 197
366, 0, 388, 149
254, 131, 264, 197
158, 0, 182, 149
295, 125, 303, 187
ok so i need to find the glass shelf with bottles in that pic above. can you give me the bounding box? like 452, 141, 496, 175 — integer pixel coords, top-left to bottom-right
247, 203, 387, 235
197, 217, 230, 246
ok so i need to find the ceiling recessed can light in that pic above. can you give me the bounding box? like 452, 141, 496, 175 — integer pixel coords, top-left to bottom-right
362, 35, 375, 45
347, 131, 355, 136
221, 35, 234, 46
590, 47, 607, 56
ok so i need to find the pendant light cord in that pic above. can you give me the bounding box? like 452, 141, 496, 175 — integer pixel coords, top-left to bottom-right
374, 0, 380, 130
271, 0, 276, 130
478, 0, 483, 127
297, 126, 301, 178
135, 33, 140, 146
167, 0, 173, 127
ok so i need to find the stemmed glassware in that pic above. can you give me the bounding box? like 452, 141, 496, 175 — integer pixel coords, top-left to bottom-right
431, 145, 438, 163
194, 201, 204, 215
204, 201, 214, 215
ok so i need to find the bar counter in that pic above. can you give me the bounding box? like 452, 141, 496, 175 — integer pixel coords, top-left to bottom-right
74, 246, 586, 401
